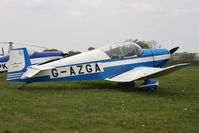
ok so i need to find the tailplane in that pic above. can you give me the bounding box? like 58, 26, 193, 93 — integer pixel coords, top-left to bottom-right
7, 48, 31, 82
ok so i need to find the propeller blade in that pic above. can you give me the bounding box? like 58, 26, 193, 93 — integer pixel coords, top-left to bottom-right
170, 47, 179, 54
0, 42, 48, 49
19, 43, 49, 49
0, 41, 67, 55
0, 42, 13, 44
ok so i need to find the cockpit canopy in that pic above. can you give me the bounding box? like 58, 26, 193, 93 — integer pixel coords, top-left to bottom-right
100, 42, 143, 59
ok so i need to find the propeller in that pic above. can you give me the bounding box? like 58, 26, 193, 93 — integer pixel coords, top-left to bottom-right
0, 42, 49, 49
170, 47, 179, 54
0, 42, 68, 55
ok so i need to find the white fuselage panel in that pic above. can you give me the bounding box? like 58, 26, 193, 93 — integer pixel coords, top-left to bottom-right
40, 49, 110, 68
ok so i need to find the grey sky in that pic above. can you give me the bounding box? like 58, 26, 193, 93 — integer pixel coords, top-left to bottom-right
0, 0, 198, 52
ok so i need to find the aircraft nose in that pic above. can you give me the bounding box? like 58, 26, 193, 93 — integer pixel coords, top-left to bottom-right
150, 48, 170, 56
150, 48, 170, 67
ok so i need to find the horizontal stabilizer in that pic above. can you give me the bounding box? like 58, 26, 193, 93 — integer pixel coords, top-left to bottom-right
106, 63, 190, 82
21, 65, 54, 79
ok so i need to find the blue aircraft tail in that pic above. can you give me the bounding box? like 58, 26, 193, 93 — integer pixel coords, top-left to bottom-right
7, 48, 31, 82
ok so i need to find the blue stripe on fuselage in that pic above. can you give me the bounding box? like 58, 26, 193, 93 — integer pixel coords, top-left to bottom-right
12, 60, 155, 83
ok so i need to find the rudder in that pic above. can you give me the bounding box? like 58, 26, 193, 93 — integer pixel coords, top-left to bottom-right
7, 48, 31, 82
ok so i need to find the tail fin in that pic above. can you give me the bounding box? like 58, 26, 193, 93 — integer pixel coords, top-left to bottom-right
7, 48, 31, 82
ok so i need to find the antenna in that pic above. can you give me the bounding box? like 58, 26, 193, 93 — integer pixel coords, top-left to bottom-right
1, 47, 4, 56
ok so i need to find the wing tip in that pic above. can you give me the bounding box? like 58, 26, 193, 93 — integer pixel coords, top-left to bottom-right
176, 63, 191, 66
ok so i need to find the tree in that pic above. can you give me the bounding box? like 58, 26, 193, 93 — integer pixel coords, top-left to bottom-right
43, 49, 59, 52
125, 39, 161, 49
65, 50, 81, 57
147, 40, 161, 49
125, 39, 149, 49
88, 47, 95, 51
178, 52, 196, 61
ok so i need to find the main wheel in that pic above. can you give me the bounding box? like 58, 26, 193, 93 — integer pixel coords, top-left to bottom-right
18, 87, 23, 91
139, 79, 159, 90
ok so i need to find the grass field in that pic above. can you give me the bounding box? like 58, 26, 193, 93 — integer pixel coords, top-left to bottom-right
0, 66, 199, 133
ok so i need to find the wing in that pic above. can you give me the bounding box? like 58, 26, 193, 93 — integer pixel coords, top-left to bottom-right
106, 63, 190, 82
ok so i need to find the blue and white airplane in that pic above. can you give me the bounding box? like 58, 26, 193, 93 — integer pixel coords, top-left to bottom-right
6, 42, 189, 90
0, 42, 66, 72
0, 52, 65, 73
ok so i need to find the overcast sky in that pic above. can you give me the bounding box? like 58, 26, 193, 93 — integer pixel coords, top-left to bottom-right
0, 0, 198, 53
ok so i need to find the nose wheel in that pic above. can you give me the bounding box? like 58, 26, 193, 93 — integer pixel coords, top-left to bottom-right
18, 87, 23, 91
139, 78, 159, 90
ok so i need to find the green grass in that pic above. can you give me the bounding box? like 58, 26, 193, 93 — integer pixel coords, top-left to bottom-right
0, 66, 199, 133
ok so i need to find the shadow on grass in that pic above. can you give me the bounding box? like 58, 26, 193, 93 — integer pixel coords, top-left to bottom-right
77, 81, 182, 98
24, 80, 181, 98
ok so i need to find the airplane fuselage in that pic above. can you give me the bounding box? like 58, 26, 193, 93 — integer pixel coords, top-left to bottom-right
7, 48, 170, 83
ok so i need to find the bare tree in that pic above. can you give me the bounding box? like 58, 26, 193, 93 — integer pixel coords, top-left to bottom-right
147, 40, 161, 49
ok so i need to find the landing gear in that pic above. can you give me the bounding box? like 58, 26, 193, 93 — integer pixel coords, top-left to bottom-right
139, 78, 159, 90
18, 87, 23, 91
117, 81, 136, 86
18, 82, 28, 91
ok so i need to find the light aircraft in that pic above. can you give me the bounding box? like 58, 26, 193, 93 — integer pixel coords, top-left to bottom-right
0, 42, 67, 72
6, 42, 189, 90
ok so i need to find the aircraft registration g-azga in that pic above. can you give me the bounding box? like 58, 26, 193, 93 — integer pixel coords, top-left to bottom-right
6, 42, 189, 90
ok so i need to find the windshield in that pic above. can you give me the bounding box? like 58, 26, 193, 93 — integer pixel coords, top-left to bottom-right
100, 42, 143, 59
